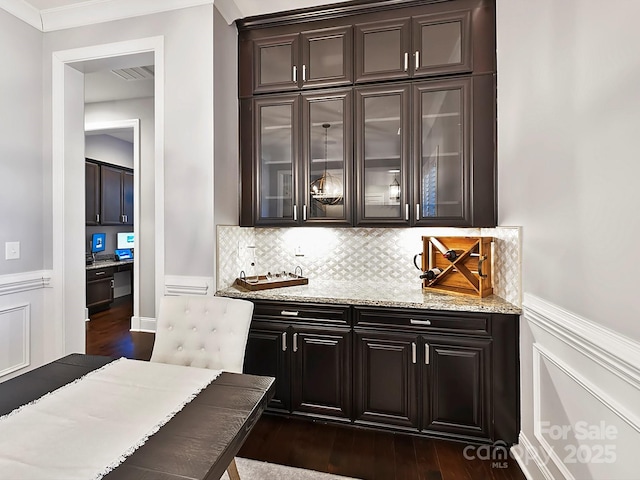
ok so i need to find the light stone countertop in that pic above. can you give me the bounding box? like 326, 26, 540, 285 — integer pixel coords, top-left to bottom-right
86, 259, 134, 271
216, 280, 521, 315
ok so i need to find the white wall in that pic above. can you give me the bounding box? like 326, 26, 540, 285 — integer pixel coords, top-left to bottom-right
497, 1, 640, 478
42, 5, 215, 312
0, 10, 54, 381
0, 10, 43, 276
213, 5, 239, 228
85, 134, 133, 169
85, 98, 155, 317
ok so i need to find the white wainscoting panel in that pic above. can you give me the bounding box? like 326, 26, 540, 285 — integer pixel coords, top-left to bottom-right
0, 303, 30, 378
512, 294, 640, 480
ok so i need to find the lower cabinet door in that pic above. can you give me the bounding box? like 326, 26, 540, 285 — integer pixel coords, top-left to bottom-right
354, 330, 419, 429
422, 335, 491, 439
86, 277, 113, 309
244, 321, 290, 412
291, 328, 351, 420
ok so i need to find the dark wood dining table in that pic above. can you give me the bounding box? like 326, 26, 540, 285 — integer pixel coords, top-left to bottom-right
0, 354, 275, 480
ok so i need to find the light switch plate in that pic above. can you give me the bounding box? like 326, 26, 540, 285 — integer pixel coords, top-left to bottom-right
5, 241, 20, 260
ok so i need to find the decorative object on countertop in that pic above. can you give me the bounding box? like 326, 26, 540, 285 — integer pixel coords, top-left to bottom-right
419, 236, 493, 298
235, 268, 308, 291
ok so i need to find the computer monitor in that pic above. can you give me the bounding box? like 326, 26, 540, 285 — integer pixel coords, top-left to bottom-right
117, 232, 135, 250
91, 233, 106, 253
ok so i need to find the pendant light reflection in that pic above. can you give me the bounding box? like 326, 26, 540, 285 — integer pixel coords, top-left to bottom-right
310, 123, 343, 205
389, 169, 400, 202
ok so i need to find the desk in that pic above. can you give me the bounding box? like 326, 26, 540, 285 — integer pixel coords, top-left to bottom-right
0, 354, 275, 480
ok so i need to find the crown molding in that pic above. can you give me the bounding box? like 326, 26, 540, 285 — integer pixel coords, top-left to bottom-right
0, 0, 42, 30
2, 0, 218, 32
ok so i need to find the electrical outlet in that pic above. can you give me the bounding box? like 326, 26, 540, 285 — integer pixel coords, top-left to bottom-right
294, 245, 304, 257
5, 241, 20, 260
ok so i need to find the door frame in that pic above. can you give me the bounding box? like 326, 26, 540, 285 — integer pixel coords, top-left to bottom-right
52, 36, 165, 356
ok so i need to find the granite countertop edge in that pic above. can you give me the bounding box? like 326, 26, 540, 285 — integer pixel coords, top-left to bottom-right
215, 282, 522, 315
86, 259, 134, 270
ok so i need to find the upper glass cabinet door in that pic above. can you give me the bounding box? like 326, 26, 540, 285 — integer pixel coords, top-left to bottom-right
253, 34, 299, 93
303, 90, 352, 224
355, 84, 410, 225
255, 95, 300, 225
412, 11, 471, 77
413, 79, 470, 224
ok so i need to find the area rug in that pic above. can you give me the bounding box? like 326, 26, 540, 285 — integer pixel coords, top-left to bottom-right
220, 458, 360, 480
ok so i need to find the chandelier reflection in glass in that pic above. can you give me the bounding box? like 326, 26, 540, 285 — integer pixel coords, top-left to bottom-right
310, 123, 343, 205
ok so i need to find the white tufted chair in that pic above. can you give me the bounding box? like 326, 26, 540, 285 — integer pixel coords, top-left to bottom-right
150, 295, 254, 480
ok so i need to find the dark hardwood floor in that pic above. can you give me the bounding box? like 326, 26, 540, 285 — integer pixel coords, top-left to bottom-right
86, 299, 526, 480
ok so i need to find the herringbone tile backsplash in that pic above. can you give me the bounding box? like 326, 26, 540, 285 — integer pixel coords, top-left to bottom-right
217, 226, 521, 306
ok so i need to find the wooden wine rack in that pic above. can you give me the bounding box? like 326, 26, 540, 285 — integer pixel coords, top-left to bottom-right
421, 236, 493, 298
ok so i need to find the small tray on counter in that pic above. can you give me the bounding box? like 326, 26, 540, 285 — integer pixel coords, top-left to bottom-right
235, 273, 308, 291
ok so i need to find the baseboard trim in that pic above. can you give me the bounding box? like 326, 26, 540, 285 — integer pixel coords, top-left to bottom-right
165, 275, 213, 296
131, 316, 156, 333
0, 270, 52, 296
511, 432, 554, 480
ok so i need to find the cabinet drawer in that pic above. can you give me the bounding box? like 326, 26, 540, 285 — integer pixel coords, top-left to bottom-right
86, 267, 115, 281
354, 307, 489, 335
252, 301, 350, 327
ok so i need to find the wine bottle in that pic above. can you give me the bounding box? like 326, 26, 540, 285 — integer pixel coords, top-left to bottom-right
443, 249, 461, 261
420, 267, 443, 280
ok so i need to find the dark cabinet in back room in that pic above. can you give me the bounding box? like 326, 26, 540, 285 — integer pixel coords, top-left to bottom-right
85, 161, 100, 225
100, 164, 133, 226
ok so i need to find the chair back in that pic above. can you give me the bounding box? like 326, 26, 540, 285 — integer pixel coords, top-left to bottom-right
150, 295, 254, 373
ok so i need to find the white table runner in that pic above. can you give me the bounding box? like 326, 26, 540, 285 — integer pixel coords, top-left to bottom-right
0, 358, 220, 480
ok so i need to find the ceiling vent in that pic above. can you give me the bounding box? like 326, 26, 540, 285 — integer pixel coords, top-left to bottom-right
111, 66, 154, 81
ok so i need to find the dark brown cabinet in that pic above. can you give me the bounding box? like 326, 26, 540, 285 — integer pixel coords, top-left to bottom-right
243, 302, 351, 421
238, 0, 497, 228
239, 298, 519, 444
86, 267, 114, 310
100, 164, 133, 226
85, 161, 100, 225
244, 89, 353, 226
243, 26, 352, 96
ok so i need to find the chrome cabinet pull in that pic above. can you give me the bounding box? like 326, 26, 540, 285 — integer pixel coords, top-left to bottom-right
425, 343, 430, 365
293, 333, 298, 352
293, 204, 297, 221
303, 204, 307, 221
280, 310, 299, 316
282, 332, 287, 351
302, 64, 306, 82
415, 50, 420, 70
293, 65, 297, 82
410, 319, 432, 326
95, 271, 106, 276
404, 52, 409, 71
412, 342, 417, 364
405, 203, 409, 221
416, 203, 420, 221
96, 213, 100, 223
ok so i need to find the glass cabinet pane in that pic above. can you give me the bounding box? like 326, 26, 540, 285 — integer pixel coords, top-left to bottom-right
361, 91, 406, 220
355, 18, 410, 82
309, 37, 343, 79
420, 22, 462, 67
307, 97, 347, 220
418, 87, 463, 218
261, 44, 294, 85
258, 102, 296, 221
302, 27, 352, 87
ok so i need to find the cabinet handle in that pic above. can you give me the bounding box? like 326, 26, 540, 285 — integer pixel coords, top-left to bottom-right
280, 310, 299, 316
425, 343, 430, 365
124, 214, 128, 223
293, 204, 297, 221
293, 65, 297, 82
282, 332, 287, 351
302, 64, 306, 82
96, 213, 100, 223
416, 203, 420, 221
405, 203, 409, 221
110, 279, 114, 288
95, 272, 106, 276
404, 52, 409, 71
412, 342, 417, 364
303, 204, 307, 221
410, 319, 432, 326
293, 333, 298, 352
415, 50, 420, 70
